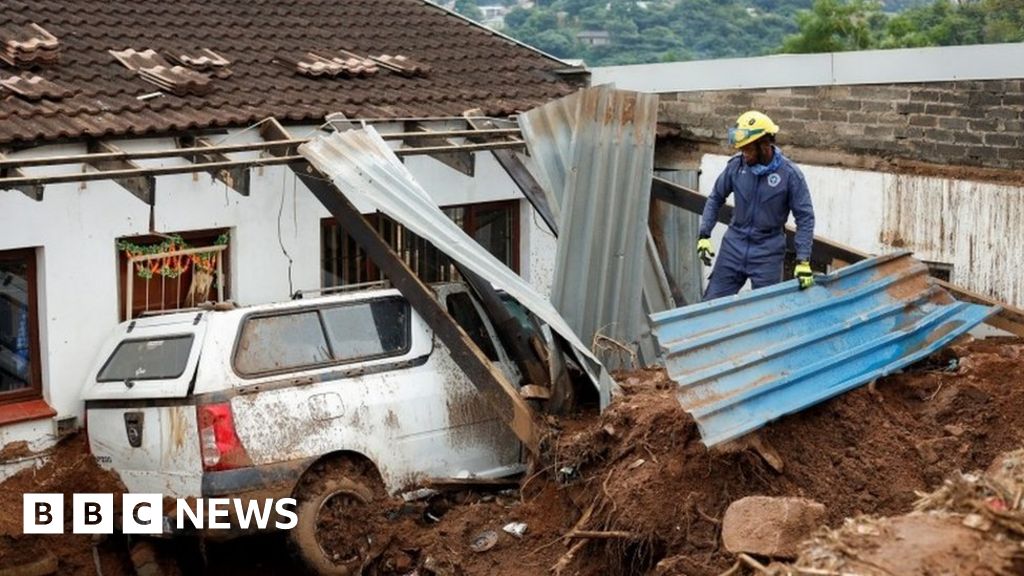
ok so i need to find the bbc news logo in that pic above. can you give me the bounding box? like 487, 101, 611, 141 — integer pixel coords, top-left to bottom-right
23, 494, 298, 534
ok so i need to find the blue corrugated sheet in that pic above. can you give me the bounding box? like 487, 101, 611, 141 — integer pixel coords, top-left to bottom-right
650, 252, 998, 447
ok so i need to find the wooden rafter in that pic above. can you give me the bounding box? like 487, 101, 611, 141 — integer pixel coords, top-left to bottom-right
402, 121, 475, 177
464, 110, 559, 235
85, 140, 154, 204
0, 151, 43, 201
177, 135, 250, 196
261, 117, 544, 454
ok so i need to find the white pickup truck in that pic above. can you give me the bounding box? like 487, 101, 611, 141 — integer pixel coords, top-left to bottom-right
83, 283, 528, 574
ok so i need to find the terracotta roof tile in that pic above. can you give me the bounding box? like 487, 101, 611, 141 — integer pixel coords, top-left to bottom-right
0, 0, 581, 147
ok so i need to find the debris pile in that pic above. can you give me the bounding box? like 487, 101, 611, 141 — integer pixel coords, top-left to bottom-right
0, 435, 128, 576
4, 339, 1023, 575
789, 447, 1024, 575
313, 337, 1024, 576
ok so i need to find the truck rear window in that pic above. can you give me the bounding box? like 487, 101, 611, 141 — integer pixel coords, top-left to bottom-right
234, 297, 411, 376
97, 335, 194, 382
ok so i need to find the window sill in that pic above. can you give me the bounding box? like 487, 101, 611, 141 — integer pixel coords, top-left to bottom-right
0, 399, 56, 426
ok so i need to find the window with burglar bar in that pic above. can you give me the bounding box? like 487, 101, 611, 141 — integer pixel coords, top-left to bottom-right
117, 229, 231, 320
320, 201, 519, 288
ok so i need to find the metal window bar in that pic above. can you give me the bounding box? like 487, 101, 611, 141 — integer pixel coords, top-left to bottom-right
125, 244, 227, 320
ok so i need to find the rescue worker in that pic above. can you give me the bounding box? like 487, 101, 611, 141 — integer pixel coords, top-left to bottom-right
697, 111, 815, 301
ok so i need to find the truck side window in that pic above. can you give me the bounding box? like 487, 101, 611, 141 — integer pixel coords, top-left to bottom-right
446, 292, 498, 361
98, 335, 194, 382
235, 311, 331, 375
321, 298, 410, 362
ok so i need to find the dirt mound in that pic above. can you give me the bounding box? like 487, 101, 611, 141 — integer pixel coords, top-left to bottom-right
795, 512, 1021, 575
338, 337, 1024, 576
0, 434, 130, 576
791, 446, 1024, 575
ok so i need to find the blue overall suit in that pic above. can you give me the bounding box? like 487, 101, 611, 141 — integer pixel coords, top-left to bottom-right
700, 147, 815, 301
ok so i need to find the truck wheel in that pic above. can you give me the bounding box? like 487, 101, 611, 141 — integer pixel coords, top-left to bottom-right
289, 460, 385, 576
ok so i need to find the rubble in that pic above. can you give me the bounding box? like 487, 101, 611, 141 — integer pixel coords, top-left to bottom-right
721, 496, 826, 559
4, 339, 1024, 575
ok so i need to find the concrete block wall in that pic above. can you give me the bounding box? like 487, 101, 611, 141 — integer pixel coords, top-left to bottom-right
658, 80, 1024, 170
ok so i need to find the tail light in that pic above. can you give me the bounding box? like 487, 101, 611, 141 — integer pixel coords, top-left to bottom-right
197, 402, 252, 472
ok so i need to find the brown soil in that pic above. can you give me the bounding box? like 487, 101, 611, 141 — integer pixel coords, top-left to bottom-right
323, 337, 1024, 576
4, 338, 1023, 575
0, 434, 131, 576
796, 512, 1022, 575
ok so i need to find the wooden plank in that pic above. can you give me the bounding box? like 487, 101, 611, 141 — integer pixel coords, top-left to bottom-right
177, 136, 250, 196
85, 140, 155, 204
650, 175, 1024, 336
464, 111, 559, 236
262, 118, 544, 455
403, 121, 475, 176
0, 152, 42, 201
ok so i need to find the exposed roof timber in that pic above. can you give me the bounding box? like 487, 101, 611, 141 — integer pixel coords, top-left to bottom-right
84, 140, 154, 204
0, 127, 521, 171
0, 141, 526, 189
402, 121, 474, 176
464, 110, 558, 235
650, 175, 1024, 338
276, 120, 546, 454
0, 152, 43, 201
177, 135, 250, 196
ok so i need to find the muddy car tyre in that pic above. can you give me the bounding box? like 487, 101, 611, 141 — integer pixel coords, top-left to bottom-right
290, 462, 385, 576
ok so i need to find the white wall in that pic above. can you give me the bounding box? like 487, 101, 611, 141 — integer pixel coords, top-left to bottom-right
591, 42, 1024, 93
699, 154, 1024, 308
0, 126, 557, 456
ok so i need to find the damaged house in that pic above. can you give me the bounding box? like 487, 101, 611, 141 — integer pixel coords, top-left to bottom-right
0, 0, 587, 468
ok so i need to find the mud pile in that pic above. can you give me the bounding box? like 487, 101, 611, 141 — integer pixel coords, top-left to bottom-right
3, 338, 1023, 575
0, 434, 129, 576
790, 447, 1024, 575
350, 337, 1024, 575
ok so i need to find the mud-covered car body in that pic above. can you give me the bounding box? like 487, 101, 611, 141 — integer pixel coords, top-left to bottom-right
83, 284, 524, 534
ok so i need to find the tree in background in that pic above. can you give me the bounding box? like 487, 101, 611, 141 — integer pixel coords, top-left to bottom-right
781, 0, 885, 52
783, 0, 1024, 53
493, 0, 1023, 65
454, 0, 484, 22
884, 0, 1024, 47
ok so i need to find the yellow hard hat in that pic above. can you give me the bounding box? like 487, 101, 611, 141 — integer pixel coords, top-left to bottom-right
728, 111, 780, 149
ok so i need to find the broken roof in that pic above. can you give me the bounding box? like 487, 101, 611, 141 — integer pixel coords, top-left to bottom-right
0, 0, 581, 148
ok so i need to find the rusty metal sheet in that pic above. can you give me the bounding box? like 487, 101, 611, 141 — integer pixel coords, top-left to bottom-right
881, 173, 1024, 310
519, 86, 659, 366
650, 252, 997, 447
298, 127, 614, 407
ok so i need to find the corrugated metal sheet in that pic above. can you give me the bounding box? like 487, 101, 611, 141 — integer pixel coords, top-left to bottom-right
650, 252, 997, 447
298, 127, 615, 406
518, 89, 579, 221
519, 86, 659, 364
882, 174, 1024, 309
653, 169, 703, 305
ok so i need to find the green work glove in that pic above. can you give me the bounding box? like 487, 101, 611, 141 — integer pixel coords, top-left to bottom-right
697, 237, 714, 266
795, 261, 814, 290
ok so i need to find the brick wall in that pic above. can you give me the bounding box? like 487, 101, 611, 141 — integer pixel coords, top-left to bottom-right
658, 80, 1024, 171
